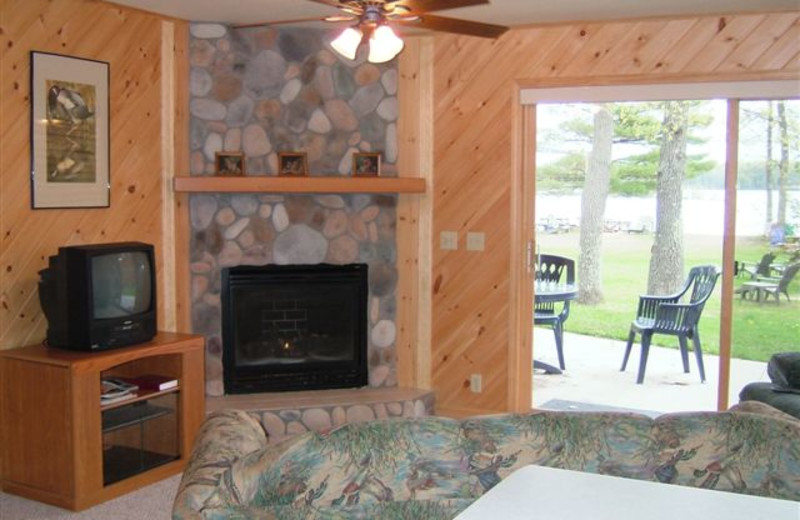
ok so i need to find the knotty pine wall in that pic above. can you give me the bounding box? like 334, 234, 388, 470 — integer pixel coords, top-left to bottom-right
0, 0, 187, 350
431, 12, 799, 416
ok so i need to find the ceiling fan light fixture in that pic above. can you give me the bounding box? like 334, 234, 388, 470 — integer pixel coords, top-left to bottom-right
367, 24, 404, 64
331, 26, 363, 60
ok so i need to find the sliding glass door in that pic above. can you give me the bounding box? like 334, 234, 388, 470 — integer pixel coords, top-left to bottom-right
522, 83, 798, 414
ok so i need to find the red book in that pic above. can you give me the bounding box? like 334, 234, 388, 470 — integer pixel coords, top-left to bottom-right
120, 374, 178, 392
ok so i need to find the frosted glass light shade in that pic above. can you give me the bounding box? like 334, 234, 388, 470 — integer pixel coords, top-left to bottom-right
368, 25, 404, 63
331, 27, 363, 60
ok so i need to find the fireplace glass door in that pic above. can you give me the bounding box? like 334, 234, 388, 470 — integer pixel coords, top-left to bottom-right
222, 264, 369, 393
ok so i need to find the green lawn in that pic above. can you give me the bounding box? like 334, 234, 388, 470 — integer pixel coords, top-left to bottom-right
538, 232, 799, 362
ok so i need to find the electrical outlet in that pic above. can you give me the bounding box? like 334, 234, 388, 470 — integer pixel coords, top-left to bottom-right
470, 374, 483, 393
466, 232, 485, 251
440, 231, 458, 250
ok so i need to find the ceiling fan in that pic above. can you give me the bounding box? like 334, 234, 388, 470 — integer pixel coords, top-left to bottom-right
234, 0, 508, 63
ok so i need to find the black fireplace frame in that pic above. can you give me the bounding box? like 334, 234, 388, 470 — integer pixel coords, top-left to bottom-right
221, 263, 369, 394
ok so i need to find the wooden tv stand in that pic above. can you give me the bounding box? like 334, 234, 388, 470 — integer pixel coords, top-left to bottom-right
0, 332, 205, 511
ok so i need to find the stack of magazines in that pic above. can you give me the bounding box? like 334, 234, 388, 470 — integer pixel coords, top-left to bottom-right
101, 377, 139, 405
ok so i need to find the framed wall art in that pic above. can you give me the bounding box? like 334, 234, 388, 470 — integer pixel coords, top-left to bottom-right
215, 151, 245, 176
30, 51, 110, 209
352, 152, 381, 177
278, 152, 308, 177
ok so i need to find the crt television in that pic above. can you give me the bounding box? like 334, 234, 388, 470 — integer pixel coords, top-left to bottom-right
38, 242, 157, 351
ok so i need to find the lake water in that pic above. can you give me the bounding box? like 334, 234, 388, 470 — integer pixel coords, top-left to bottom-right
536, 189, 800, 237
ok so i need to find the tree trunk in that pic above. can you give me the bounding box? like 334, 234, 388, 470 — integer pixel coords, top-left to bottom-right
648, 101, 688, 295
578, 106, 613, 304
765, 101, 774, 227
777, 101, 789, 225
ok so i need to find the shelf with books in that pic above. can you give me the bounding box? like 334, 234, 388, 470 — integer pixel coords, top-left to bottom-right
118, 374, 178, 392
100, 386, 181, 412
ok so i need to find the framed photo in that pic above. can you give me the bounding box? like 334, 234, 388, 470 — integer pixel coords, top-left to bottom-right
353, 152, 381, 177
215, 151, 245, 176
278, 152, 308, 177
30, 51, 110, 209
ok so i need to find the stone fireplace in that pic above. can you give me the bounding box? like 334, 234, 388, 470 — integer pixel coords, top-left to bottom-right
188, 22, 402, 397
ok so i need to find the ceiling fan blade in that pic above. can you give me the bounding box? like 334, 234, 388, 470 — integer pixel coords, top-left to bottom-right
400, 13, 507, 38
306, 0, 351, 7
324, 15, 359, 22
389, 0, 489, 14
233, 16, 330, 29
306, 0, 365, 17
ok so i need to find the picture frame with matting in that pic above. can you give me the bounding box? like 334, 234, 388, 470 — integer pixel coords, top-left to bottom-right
30, 51, 110, 209
215, 151, 245, 176
352, 152, 381, 177
278, 152, 308, 177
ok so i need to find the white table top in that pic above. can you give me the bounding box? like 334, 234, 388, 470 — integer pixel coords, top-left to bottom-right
455, 465, 800, 520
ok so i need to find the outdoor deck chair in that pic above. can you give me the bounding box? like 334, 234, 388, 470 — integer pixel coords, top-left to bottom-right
741, 252, 776, 279
756, 263, 800, 303
621, 265, 720, 384
534, 254, 575, 371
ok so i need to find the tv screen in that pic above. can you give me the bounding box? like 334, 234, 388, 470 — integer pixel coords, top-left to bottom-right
92, 252, 153, 319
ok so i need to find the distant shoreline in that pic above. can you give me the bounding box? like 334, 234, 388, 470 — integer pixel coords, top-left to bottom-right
537, 189, 800, 237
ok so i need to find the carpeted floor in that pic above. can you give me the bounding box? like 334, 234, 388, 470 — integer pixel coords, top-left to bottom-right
0, 474, 181, 520
538, 398, 662, 418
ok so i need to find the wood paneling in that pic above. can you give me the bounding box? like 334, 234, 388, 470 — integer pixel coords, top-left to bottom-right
430, 12, 800, 415
0, 0, 182, 349
171, 22, 192, 333
396, 37, 434, 389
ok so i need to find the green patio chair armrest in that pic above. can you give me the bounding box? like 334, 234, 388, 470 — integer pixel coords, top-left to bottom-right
636, 294, 680, 319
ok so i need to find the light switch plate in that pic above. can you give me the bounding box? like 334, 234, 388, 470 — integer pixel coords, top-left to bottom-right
466, 232, 485, 251
440, 231, 458, 250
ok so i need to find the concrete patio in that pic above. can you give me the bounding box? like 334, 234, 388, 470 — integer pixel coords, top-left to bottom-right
532, 329, 770, 415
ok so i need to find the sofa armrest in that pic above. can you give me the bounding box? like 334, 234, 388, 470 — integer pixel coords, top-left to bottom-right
173, 409, 268, 519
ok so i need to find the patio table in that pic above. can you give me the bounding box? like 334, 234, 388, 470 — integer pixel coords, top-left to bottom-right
738, 281, 775, 303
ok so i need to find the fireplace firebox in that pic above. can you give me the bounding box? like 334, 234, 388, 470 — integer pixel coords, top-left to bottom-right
221, 263, 369, 394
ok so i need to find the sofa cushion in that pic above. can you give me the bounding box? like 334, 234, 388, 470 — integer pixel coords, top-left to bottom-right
218, 417, 478, 511
460, 411, 655, 480
651, 410, 800, 500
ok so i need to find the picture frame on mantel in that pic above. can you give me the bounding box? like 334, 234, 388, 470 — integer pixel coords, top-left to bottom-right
353, 152, 381, 177
215, 151, 245, 176
278, 152, 308, 177
30, 51, 110, 209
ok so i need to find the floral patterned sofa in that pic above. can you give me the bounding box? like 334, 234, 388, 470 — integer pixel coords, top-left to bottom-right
173, 403, 800, 519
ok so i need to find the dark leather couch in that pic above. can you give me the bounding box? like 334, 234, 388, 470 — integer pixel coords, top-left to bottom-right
739, 352, 800, 419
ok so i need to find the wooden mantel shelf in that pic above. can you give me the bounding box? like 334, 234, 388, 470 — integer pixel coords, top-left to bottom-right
173, 175, 426, 194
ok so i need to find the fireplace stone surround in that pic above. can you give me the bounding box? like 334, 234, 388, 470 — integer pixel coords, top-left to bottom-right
190, 192, 400, 397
